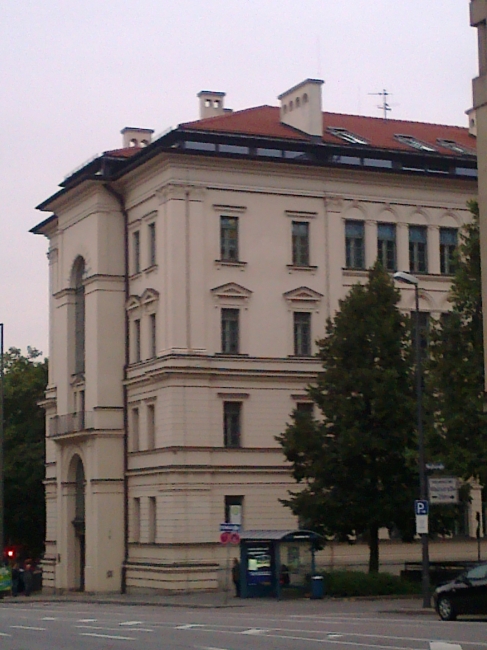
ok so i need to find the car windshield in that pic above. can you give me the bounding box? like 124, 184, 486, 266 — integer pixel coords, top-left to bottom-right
465, 564, 487, 581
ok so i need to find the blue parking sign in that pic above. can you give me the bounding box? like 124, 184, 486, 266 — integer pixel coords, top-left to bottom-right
415, 499, 429, 515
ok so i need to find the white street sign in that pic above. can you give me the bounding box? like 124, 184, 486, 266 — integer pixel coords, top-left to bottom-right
428, 477, 459, 504
416, 514, 429, 534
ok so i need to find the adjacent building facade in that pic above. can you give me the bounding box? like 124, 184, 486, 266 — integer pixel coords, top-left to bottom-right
33, 79, 478, 592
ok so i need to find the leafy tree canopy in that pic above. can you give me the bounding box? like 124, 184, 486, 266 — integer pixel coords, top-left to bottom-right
277, 264, 417, 572
427, 201, 487, 488
3, 346, 47, 557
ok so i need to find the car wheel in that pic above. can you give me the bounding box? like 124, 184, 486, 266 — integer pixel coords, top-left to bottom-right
438, 596, 457, 621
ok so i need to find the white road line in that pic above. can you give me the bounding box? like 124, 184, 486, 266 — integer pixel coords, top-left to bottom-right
78, 618, 97, 622
79, 632, 136, 641
176, 623, 204, 629
41, 617, 57, 620
10, 625, 47, 631
0, 632, 12, 637
76, 624, 154, 632
241, 628, 269, 635
328, 634, 344, 639
120, 620, 143, 626
430, 644, 463, 650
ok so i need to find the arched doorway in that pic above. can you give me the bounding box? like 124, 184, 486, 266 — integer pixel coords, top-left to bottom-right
71, 455, 86, 591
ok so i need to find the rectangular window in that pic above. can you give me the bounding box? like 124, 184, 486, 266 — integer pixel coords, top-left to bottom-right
296, 402, 314, 418
409, 225, 428, 273
294, 312, 311, 356
131, 407, 140, 452
221, 308, 239, 354
440, 228, 458, 275
223, 401, 241, 448
133, 497, 141, 543
148, 222, 156, 267
147, 403, 155, 450
224, 495, 243, 525
292, 221, 310, 266
133, 230, 141, 274
220, 216, 239, 261
134, 319, 141, 362
345, 220, 365, 269
377, 223, 396, 271
150, 313, 157, 358
148, 496, 156, 544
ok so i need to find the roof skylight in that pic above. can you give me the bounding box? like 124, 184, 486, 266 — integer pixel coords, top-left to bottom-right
394, 134, 437, 153
327, 127, 369, 146
437, 139, 476, 157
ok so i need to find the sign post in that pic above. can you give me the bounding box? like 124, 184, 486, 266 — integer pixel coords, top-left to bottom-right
219, 523, 241, 604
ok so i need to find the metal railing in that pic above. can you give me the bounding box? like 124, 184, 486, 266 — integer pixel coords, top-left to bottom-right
49, 411, 94, 437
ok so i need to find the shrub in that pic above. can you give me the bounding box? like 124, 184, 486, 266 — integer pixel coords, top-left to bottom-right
319, 570, 421, 597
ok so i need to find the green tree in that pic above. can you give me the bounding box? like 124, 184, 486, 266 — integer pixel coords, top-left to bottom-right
3, 346, 47, 557
427, 201, 487, 489
277, 264, 417, 572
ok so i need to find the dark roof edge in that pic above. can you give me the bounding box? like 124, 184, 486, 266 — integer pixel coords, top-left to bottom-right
30, 213, 57, 235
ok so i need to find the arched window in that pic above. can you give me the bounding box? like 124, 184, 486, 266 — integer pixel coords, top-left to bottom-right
75, 456, 85, 525
72, 257, 86, 375
296, 96, 300, 108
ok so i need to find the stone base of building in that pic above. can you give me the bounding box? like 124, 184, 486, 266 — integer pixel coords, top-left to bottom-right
124, 561, 219, 592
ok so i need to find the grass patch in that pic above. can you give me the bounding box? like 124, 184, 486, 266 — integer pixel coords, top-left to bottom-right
319, 570, 421, 597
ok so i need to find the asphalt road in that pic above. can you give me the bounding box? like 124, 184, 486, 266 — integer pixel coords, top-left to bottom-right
0, 599, 486, 650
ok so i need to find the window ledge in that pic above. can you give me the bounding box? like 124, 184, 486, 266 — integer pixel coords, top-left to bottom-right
129, 271, 143, 281
342, 267, 367, 276
287, 264, 318, 273
288, 354, 316, 359
215, 259, 247, 269
215, 352, 249, 358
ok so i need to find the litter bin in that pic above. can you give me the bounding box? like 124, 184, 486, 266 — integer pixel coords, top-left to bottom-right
310, 575, 324, 599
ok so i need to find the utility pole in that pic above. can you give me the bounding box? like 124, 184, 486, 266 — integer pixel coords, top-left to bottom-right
0, 323, 4, 557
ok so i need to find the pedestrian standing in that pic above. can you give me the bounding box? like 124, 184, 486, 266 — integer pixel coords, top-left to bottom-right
11, 562, 20, 597
23, 559, 33, 596
231, 557, 241, 597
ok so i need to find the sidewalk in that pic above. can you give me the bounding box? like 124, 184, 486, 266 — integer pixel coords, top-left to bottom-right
0, 590, 437, 615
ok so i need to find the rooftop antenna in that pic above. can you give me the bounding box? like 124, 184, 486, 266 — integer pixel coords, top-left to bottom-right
369, 89, 392, 119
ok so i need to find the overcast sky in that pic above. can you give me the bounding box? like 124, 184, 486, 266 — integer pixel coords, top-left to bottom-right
1, 0, 478, 355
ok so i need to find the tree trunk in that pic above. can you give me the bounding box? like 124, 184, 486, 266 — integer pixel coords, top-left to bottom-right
368, 521, 379, 573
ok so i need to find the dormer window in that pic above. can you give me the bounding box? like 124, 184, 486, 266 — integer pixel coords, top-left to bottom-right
327, 127, 369, 146
394, 134, 437, 153
437, 139, 476, 157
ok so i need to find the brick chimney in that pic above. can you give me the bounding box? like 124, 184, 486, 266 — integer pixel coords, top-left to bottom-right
278, 79, 324, 138
121, 127, 154, 148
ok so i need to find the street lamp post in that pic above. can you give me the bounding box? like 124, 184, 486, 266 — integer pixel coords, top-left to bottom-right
393, 272, 431, 608
0, 323, 4, 558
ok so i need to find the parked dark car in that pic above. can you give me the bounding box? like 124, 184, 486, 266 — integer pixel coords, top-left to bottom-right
434, 562, 487, 620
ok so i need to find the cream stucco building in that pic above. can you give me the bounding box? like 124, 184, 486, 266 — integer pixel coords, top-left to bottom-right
33, 79, 478, 593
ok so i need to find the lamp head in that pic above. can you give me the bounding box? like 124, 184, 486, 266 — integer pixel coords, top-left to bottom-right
393, 271, 419, 286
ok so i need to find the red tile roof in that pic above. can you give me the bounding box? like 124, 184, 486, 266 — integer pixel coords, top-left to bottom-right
104, 146, 143, 158
180, 105, 476, 156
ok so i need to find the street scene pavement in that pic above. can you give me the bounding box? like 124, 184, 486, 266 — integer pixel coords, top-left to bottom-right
0, 594, 486, 650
